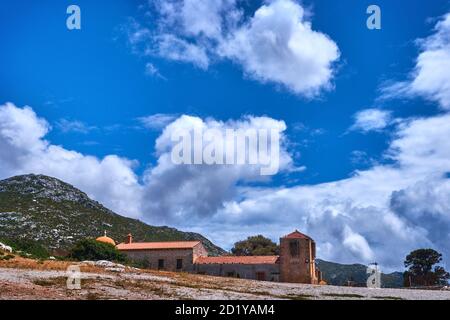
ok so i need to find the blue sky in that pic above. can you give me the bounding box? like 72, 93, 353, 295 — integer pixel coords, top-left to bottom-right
1, 0, 446, 182
1, 0, 450, 270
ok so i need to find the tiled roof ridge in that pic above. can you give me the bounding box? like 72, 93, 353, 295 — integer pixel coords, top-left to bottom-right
195, 255, 280, 265
116, 240, 201, 250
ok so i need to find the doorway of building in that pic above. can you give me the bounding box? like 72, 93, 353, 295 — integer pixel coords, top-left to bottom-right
255, 272, 266, 281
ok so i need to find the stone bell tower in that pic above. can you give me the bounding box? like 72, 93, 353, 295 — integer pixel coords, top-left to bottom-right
279, 230, 318, 284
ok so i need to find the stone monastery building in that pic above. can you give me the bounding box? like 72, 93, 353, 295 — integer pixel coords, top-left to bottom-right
97, 230, 321, 284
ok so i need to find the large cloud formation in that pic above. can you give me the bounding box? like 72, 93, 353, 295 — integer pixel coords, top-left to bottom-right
126, 0, 340, 96
141, 115, 293, 223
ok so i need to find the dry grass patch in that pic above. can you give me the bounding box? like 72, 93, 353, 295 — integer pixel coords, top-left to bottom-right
113, 278, 174, 298
282, 293, 314, 300
86, 292, 106, 300
0, 254, 15, 261
0, 256, 104, 273
32, 276, 99, 289
373, 296, 404, 300
32, 279, 57, 287
322, 293, 364, 299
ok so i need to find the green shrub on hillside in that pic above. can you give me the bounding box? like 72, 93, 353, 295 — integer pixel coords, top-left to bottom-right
2, 255, 15, 261
0, 238, 49, 259
131, 259, 151, 269
69, 239, 127, 263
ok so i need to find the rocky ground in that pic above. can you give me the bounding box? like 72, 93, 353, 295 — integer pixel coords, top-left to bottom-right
1, 257, 449, 300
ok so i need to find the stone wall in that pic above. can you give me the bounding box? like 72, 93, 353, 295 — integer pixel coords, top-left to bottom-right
279, 237, 317, 284
121, 248, 196, 272
193, 243, 208, 261
194, 263, 280, 282
119, 243, 208, 273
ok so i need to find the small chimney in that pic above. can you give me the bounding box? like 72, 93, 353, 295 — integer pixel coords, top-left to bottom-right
126, 233, 133, 244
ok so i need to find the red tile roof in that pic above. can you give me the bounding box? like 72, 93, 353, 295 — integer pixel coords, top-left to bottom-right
116, 241, 201, 251
195, 256, 279, 265
282, 230, 312, 240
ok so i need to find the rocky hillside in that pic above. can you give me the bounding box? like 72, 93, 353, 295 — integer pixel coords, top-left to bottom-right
316, 259, 404, 288
0, 174, 225, 256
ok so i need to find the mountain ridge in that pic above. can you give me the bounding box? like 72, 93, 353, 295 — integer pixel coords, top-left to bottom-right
316, 259, 404, 288
0, 174, 225, 256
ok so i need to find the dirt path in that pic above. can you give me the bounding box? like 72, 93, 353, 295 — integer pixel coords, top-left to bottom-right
1, 266, 450, 300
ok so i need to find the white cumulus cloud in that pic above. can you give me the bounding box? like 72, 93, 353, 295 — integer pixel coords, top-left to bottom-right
218, 0, 339, 96
138, 113, 178, 130
350, 108, 392, 133
126, 0, 340, 96
141, 114, 294, 224
382, 13, 450, 110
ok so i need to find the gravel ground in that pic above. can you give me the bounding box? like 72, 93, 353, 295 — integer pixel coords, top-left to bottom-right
1, 267, 449, 300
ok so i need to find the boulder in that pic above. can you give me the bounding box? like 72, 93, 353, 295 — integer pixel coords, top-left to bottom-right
95, 260, 116, 268
105, 267, 125, 273
0, 243, 12, 253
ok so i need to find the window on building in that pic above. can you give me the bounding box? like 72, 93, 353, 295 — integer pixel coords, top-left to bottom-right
158, 259, 164, 270
176, 259, 183, 270
289, 240, 299, 257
